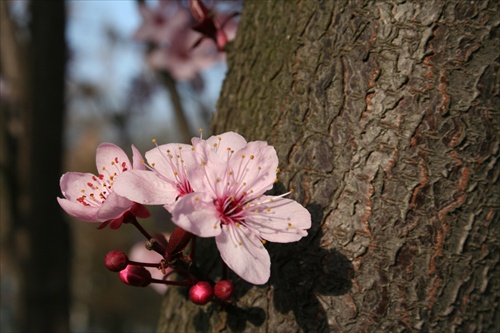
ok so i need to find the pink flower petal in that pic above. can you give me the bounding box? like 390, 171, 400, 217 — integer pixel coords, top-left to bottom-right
96, 143, 132, 178
113, 170, 179, 205
171, 192, 222, 238
216, 224, 270, 285
189, 133, 246, 195
247, 196, 311, 243
57, 197, 99, 222
133, 4, 156, 41
187, 142, 226, 194
228, 141, 278, 200
192, 132, 247, 162
96, 191, 133, 221
145, 143, 195, 183
131, 145, 146, 170
59, 172, 100, 201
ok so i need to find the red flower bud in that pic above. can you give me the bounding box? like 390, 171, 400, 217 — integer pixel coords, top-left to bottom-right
119, 265, 151, 287
214, 280, 233, 301
189, 281, 213, 305
104, 250, 128, 272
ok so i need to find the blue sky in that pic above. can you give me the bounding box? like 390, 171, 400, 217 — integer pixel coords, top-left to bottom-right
67, 1, 143, 100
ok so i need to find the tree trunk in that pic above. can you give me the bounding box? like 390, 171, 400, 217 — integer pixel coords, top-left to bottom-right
23, 2, 70, 331
1, 1, 70, 331
158, 0, 499, 331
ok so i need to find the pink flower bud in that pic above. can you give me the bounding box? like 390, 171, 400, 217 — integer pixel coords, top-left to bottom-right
119, 265, 151, 287
189, 281, 213, 305
214, 280, 233, 301
104, 250, 128, 272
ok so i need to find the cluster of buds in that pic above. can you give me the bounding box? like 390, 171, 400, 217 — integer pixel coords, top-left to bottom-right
133, 0, 239, 81
104, 229, 234, 305
189, 280, 234, 305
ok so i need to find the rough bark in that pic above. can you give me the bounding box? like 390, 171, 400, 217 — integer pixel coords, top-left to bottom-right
158, 0, 499, 332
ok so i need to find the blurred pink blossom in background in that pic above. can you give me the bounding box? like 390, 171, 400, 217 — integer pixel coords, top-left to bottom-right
134, 0, 237, 81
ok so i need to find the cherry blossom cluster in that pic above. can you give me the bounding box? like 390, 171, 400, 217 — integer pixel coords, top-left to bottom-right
57, 131, 311, 305
134, 0, 238, 81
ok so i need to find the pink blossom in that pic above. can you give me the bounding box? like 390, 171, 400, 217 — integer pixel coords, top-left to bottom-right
189, 0, 239, 51
113, 142, 195, 212
57, 143, 149, 228
148, 28, 222, 81
171, 132, 311, 284
134, 1, 227, 81
134, 1, 186, 46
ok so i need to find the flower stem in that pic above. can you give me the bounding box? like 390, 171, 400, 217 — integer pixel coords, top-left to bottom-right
150, 278, 194, 287
128, 217, 167, 255
127, 260, 160, 268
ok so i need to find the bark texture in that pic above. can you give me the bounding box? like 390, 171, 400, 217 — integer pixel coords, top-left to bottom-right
158, 0, 499, 331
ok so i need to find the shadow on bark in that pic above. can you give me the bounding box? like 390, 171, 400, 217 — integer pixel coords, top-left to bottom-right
184, 184, 353, 332
267, 201, 353, 332
217, 201, 353, 332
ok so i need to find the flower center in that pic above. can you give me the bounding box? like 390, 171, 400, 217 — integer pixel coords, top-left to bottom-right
176, 181, 193, 197
77, 156, 129, 207
149, 141, 193, 199
215, 196, 244, 225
